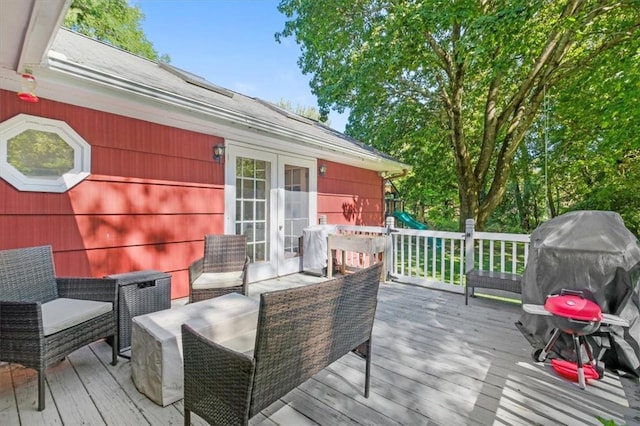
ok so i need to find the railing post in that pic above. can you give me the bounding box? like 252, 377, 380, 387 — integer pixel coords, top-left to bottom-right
385, 216, 396, 281
385, 216, 395, 229
465, 219, 475, 273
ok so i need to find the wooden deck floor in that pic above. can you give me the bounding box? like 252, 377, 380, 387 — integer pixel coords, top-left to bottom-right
1, 276, 638, 425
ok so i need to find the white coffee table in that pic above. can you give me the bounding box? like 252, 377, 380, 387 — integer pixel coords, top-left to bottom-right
131, 293, 259, 406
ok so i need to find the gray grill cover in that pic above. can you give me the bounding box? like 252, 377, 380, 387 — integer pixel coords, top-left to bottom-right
302, 225, 338, 276
517, 210, 640, 376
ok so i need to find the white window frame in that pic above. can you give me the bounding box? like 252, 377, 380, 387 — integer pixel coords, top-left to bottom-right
0, 114, 91, 193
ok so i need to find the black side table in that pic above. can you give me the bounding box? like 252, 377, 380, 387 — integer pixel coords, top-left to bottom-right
106, 270, 172, 355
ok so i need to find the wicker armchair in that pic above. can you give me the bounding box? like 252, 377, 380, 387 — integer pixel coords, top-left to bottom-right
0, 245, 118, 411
188, 235, 250, 303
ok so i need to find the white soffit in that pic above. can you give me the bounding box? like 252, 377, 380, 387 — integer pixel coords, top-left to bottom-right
0, 0, 70, 72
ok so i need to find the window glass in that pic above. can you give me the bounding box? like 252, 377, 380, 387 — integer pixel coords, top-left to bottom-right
8, 130, 74, 178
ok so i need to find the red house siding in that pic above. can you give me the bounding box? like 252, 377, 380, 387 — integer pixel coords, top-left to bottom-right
317, 160, 384, 226
1, 90, 224, 298
1, 91, 386, 298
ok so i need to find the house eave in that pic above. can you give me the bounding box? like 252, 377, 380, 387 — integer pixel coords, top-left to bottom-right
0, 0, 70, 73
35, 53, 406, 173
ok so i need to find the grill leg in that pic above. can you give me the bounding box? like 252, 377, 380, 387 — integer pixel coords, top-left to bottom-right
537, 328, 562, 362
579, 335, 603, 379
580, 335, 595, 366
572, 334, 587, 390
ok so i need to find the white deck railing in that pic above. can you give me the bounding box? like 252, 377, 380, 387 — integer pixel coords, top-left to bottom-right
333, 218, 531, 294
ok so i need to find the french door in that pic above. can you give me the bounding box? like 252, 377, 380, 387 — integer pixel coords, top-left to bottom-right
225, 144, 317, 282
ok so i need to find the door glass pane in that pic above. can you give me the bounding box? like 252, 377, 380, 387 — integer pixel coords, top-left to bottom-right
283, 164, 309, 259
236, 157, 270, 262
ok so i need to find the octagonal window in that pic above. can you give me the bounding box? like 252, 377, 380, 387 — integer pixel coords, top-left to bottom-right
0, 114, 91, 192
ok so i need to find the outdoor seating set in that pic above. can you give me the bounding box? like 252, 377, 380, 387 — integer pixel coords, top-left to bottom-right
0, 234, 382, 424
5, 211, 636, 420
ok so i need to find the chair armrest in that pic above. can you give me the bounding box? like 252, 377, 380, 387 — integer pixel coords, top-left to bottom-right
189, 257, 204, 285
0, 301, 44, 339
56, 277, 118, 304
182, 323, 255, 425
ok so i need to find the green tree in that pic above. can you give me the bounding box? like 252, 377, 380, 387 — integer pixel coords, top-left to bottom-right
546, 33, 640, 236
497, 29, 640, 236
64, 0, 169, 62
275, 99, 330, 124
277, 0, 640, 230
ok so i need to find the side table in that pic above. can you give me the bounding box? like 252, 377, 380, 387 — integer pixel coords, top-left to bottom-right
106, 269, 172, 355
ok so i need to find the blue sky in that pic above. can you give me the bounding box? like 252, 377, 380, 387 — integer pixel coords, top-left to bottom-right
134, 0, 348, 132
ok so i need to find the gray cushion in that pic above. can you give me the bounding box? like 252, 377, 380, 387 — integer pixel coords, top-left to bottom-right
41, 298, 113, 336
192, 272, 243, 290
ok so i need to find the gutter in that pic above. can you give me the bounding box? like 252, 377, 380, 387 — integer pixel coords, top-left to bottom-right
379, 169, 409, 180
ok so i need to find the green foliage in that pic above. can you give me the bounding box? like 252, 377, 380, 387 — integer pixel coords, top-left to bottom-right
277, 0, 640, 232
64, 0, 169, 62
7, 130, 73, 177
275, 99, 330, 124
595, 416, 621, 426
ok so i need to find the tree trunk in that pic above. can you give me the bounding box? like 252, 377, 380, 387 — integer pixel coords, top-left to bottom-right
458, 187, 479, 231
547, 184, 557, 218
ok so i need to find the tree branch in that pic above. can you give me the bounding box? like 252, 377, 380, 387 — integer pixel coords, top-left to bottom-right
496, 0, 584, 130
476, 68, 502, 186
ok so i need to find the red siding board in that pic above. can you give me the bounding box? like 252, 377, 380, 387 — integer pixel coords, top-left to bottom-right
71, 214, 223, 249
317, 161, 384, 226
0, 214, 222, 251
91, 146, 224, 184
0, 181, 76, 214
320, 195, 380, 211
69, 179, 224, 215
0, 215, 85, 250
1, 179, 223, 215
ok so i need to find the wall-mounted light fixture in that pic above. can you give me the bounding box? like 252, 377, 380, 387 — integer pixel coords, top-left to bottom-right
319, 164, 327, 177
17, 72, 39, 103
384, 179, 393, 193
213, 144, 225, 162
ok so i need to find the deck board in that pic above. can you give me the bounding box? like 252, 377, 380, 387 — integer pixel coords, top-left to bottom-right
0, 365, 20, 426
0, 276, 638, 426
46, 357, 105, 425
68, 346, 150, 425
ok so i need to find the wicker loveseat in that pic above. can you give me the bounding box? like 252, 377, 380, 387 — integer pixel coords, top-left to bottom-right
0, 245, 118, 410
182, 262, 383, 426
